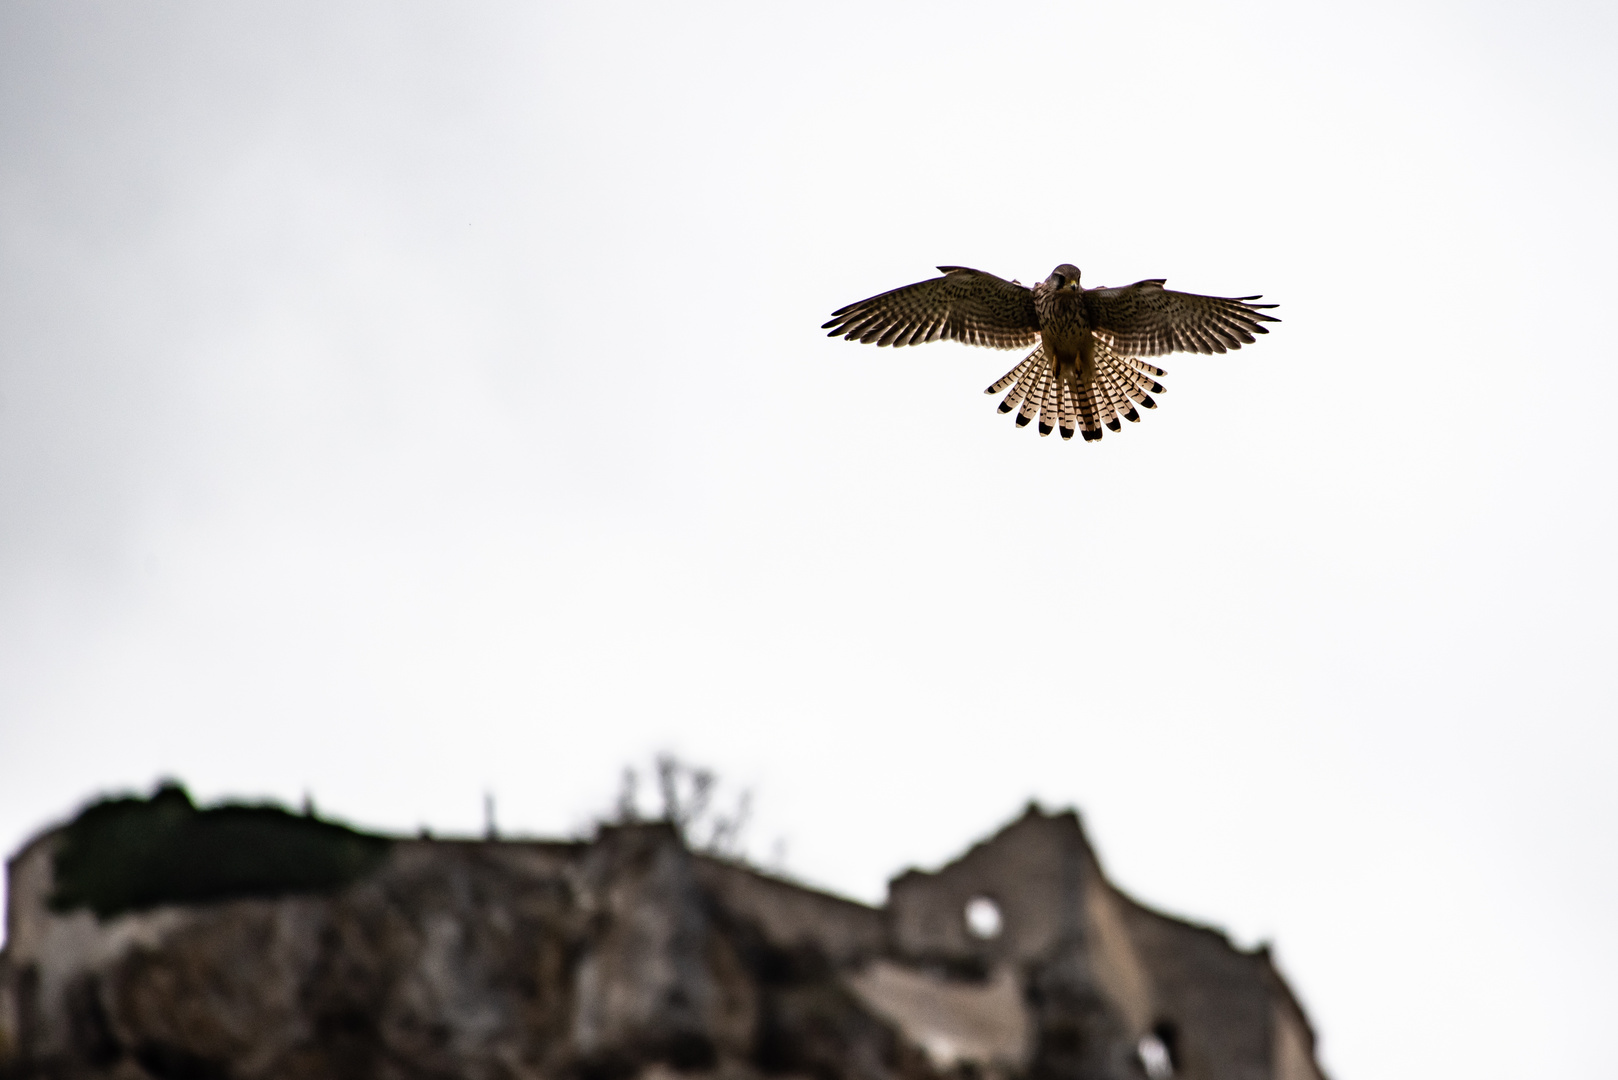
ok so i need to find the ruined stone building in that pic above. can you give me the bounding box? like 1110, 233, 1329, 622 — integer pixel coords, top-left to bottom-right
0, 788, 1326, 1080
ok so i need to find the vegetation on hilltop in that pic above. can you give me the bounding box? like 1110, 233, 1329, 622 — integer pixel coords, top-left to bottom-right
50, 782, 391, 918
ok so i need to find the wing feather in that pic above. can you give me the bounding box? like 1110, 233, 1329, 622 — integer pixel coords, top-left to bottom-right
1084, 280, 1279, 358
824, 267, 1040, 350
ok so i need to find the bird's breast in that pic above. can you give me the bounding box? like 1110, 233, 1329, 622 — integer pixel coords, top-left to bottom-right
1034, 290, 1090, 365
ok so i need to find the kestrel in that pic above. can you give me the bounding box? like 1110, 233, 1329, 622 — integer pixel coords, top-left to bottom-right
823, 265, 1279, 441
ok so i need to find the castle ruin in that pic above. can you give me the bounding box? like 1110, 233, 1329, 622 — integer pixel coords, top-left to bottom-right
0, 793, 1325, 1080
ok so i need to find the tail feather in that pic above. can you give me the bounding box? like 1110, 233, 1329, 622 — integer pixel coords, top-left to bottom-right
985, 349, 1041, 396
1037, 365, 1061, 436
1094, 353, 1139, 427
1089, 360, 1121, 433
1124, 357, 1168, 379
1095, 363, 1136, 427
998, 360, 1040, 417
1113, 362, 1166, 399
1097, 378, 1122, 434
988, 344, 1050, 422
1105, 351, 1165, 407
1073, 371, 1102, 441
986, 338, 1173, 442
1057, 370, 1077, 440
1015, 350, 1053, 428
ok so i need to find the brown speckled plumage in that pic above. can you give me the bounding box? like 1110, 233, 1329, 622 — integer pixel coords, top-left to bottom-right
823, 264, 1279, 441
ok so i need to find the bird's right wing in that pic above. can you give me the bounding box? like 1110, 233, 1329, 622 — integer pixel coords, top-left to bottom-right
1083, 279, 1279, 357
822, 267, 1039, 349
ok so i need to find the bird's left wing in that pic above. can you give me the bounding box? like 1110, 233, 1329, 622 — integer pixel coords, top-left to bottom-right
823, 267, 1039, 349
1083, 280, 1279, 357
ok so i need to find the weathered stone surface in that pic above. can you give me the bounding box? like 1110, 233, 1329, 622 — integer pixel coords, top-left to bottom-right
0, 803, 1327, 1080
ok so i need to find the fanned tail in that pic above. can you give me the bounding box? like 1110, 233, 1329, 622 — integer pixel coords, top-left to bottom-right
984, 340, 1170, 443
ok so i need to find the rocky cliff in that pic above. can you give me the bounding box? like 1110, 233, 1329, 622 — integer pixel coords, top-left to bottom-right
0, 791, 1325, 1080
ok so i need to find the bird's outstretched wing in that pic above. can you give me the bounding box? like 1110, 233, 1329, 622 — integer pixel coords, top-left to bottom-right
1083, 280, 1279, 357
823, 266, 1039, 349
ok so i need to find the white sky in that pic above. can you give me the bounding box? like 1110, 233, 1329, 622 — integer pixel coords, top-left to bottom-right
2, 3, 1615, 1077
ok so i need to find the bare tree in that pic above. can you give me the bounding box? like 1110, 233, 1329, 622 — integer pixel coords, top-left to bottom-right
704, 789, 752, 856
607, 754, 752, 858
614, 766, 640, 824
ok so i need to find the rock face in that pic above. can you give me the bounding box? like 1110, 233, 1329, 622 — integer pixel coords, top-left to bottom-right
0, 802, 1326, 1080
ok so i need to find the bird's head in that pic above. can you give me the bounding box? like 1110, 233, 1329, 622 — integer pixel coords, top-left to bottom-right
1048, 264, 1083, 291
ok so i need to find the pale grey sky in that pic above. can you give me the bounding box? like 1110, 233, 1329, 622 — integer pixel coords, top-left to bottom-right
2, 3, 1616, 1077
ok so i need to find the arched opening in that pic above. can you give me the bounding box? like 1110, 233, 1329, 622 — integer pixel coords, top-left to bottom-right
1137, 1020, 1179, 1079
963, 895, 1003, 940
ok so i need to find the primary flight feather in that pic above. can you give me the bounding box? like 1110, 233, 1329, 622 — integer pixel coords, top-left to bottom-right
823, 264, 1279, 441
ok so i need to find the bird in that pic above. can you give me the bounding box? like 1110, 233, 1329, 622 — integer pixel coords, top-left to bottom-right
822, 264, 1279, 441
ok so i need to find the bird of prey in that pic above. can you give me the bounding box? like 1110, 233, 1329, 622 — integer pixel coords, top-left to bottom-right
823, 265, 1279, 441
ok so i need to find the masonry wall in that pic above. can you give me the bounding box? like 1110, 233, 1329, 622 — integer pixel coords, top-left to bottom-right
0, 801, 1326, 1080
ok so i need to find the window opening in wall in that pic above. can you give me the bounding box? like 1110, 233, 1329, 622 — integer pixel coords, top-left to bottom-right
963, 895, 1002, 940
1137, 1020, 1179, 1080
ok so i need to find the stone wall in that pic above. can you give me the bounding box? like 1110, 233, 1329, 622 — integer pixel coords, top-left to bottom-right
0, 801, 1326, 1080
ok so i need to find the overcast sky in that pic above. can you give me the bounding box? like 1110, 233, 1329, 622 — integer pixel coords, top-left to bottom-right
2, 2, 1616, 1077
